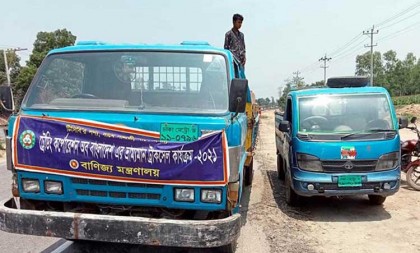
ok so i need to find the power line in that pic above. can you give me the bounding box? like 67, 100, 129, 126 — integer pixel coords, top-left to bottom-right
376, 1, 420, 27
329, 33, 363, 57
331, 37, 368, 59
335, 46, 369, 64
377, 20, 420, 42
300, 61, 321, 73
379, 9, 420, 30
296, 2, 420, 83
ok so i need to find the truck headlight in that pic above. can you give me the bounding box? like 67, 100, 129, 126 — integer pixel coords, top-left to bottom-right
297, 153, 323, 172
45, 181, 63, 194
376, 152, 399, 171
201, 189, 222, 204
22, 179, 40, 193
174, 188, 195, 202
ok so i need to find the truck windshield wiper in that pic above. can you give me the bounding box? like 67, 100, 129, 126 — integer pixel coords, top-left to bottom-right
366, 129, 397, 133
341, 129, 396, 140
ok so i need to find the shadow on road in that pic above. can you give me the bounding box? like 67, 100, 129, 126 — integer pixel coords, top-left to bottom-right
400, 177, 420, 192
266, 170, 392, 222
53, 241, 218, 253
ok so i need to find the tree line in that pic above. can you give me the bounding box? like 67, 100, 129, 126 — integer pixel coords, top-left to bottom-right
270, 50, 420, 110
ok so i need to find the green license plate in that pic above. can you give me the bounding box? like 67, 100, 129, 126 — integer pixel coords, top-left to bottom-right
338, 175, 362, 187
160, 123, 199, 142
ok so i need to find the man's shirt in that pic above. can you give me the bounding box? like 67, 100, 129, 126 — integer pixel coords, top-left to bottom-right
224, 29, 246, 64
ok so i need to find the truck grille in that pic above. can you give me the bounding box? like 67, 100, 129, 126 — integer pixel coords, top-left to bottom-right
321, 160, 377, 173
72, 178, 163, 200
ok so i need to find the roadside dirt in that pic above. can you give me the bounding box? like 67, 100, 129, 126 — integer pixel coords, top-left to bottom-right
237, 110, 420, 253
396, 104, 420, 118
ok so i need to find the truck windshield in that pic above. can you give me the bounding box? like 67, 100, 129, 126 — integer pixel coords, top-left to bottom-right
22, 51, 229, 114
298, 93, 394, 137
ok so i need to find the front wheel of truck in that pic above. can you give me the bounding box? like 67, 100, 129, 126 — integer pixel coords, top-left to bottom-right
368, 195, 387, 205
216, 240, 237, 253
277, 154, 285, 180
285, 176, 300, 206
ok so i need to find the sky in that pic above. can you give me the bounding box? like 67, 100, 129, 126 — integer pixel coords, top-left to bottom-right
1, 0, 420, 99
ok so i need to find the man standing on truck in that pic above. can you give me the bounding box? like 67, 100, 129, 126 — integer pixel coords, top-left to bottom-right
224, 13, 246, 66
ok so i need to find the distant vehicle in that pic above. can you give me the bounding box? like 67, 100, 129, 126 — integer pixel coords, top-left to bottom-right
0, 40, 259, 252
275, 76, 405, 206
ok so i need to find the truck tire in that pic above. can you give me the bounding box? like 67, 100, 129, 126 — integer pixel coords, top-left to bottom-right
244, 158, 254, 187
277, 154, 285, 180
368, 195, 386, 205
285, 176, 300, 206
406, 165, 420, 191
216, 240, 237, 253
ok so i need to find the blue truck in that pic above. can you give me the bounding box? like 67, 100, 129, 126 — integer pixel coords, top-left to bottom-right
0, 41, 258, 252
275, 77, 407, 206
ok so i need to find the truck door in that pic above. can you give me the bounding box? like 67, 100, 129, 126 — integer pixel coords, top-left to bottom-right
283, 97, 293, 169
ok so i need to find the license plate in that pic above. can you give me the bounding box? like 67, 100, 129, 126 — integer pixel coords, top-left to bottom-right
338, 175, 362, 187
160, 123, 199, 142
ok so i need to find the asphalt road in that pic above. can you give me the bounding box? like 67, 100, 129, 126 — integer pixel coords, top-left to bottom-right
0, 161, 59, 253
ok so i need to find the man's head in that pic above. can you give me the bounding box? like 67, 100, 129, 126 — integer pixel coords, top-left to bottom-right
232, 14, 244, 30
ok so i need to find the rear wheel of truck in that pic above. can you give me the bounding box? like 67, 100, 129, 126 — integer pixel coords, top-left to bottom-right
285, 176, 300, 206
368, 195, 387, 205
277, 154, 285, 180
244, 158, 254, 187
216, 240, 237, 253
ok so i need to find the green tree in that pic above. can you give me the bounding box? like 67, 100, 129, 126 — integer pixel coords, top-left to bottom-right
309, 80, 325, 87
355, 51, 384, 86
15, 29, 76, 106
278, 79, 292, 111
257, 98, 268, 106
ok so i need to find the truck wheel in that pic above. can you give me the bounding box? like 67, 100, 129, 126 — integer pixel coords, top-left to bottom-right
244, 158, 254, 187
277, 154, 285, 180
406, 165, 420, 191
368, 195, 386, 205
285, 176, 300, 206
216, 240, 237, 253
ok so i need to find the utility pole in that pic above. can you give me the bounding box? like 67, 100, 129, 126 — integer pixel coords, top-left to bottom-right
2, 47, 27, 86
319, 54, 331, 85
363, 25, 379, 86
293, 70, 303, 88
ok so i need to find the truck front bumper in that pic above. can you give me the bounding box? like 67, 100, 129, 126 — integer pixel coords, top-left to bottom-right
291, 167, 400, 197
0, 198, 241, 248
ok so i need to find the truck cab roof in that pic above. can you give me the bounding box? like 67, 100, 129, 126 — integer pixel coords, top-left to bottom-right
289, 86, 390, 98
48, 41, 231, 56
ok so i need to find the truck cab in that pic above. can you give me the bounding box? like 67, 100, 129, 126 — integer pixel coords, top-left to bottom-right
0, 41, 258, 251
275, 77, 405, 206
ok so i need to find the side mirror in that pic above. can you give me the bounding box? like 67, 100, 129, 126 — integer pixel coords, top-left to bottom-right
0, 85, 15, 120
399, 116, 408, 129
410, 116, 417, 124
279, 120, 290, 132
229, 78, 248, 113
